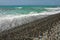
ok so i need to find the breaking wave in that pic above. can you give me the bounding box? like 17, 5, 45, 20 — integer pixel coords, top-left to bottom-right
0, 7, 60, 32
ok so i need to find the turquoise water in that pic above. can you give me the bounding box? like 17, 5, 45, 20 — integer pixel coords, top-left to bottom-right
0, 6, 60, 15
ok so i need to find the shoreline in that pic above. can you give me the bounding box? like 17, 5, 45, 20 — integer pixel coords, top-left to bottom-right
0, 11, 60, 32
0, 13, 48, 32
0, 13, 60, 40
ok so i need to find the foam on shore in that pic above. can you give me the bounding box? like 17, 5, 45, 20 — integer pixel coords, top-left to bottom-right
0, 11, 60, 32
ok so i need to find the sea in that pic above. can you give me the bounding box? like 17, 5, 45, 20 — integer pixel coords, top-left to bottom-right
0, 6, 60, 32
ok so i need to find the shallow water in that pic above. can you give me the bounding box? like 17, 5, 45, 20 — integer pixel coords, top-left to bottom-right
0, 6, 60, 32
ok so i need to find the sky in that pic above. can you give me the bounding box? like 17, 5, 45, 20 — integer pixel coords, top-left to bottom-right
0, 0, 60, 5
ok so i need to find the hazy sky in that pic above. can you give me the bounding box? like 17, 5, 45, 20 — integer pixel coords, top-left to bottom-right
0, 0, 60, 5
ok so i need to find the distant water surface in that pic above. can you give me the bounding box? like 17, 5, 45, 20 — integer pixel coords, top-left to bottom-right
0, 6, 60, 15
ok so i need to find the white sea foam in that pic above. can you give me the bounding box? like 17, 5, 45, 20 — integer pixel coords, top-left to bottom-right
16, 7, 22, 9
0, 11, 60, 32
45, 7, 60, 12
